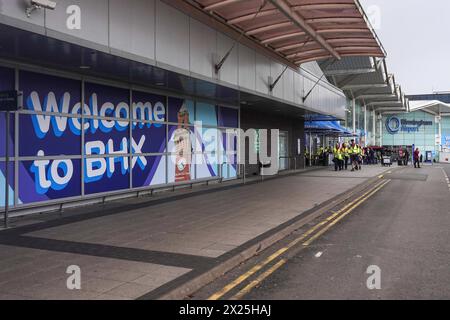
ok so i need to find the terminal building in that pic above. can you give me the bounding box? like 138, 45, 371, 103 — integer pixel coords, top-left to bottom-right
0, 0, 407, 216
378, 93, 450, 163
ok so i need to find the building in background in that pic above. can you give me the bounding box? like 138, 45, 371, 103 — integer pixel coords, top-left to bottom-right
378, 94, 450, 163
321, 58, 409, 147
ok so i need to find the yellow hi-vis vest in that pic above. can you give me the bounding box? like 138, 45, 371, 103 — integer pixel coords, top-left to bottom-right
333, 148, 343, 160
342, 147, 349, 157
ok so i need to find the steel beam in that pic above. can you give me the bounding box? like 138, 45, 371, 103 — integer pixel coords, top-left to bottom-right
268, 0, 341, 60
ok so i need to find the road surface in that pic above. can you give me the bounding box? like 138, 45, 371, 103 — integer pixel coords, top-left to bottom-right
194, 165, 450, 300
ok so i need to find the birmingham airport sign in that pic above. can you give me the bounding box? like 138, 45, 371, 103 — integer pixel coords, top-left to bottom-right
386, 116, 433, 134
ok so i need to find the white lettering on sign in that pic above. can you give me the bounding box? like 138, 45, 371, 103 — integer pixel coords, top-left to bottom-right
26, 91, 166, 138
66, 5, 81, 30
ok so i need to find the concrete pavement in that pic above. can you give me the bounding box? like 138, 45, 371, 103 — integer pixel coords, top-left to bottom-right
0, 165, 392, 300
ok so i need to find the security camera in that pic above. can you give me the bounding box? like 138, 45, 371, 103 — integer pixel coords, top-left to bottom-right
32, 0, 57, 9
26, 0, 57, 18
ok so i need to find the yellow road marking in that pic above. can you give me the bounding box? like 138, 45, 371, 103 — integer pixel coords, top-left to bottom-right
282, 179, 387, 249
230, 259, 287, 300
207, 247, 288, 300
207, 179, 389, 300
302, 179, 390, 246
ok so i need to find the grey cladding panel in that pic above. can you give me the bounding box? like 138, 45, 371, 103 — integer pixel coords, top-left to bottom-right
45, 0, 109, 47
155, 0, 190, 71
189, 18, 216, 78
217, 32, 238, 86
109, 0, 155, 60
238, 44, 256, 91
0, 0, 45, 30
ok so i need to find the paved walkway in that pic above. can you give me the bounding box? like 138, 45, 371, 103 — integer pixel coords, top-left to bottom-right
0, 165, 392, 300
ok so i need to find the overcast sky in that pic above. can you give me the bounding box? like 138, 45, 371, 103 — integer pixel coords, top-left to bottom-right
360, 0, 450, 95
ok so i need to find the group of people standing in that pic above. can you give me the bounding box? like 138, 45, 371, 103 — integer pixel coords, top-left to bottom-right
394, 147, 423, 169
332, 139, 376, 172
310, 143, 426, 171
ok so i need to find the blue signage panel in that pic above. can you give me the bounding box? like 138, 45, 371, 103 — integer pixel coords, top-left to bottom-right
19, 159, 82, 204
386, 116, 433, 135
1, 69, 240, 207
442, 135, 450, 150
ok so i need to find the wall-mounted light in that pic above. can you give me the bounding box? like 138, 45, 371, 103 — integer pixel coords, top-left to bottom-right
26, 0, 57, 18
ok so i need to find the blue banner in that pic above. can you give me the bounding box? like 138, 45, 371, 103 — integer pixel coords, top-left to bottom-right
1, 69, 239, 206
19, 159, 81, 204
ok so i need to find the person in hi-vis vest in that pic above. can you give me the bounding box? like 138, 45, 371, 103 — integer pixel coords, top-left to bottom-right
350, 140, 359, 172
333, 143, 344, 171
341, 142, 349, 170
173, 104, 192, 182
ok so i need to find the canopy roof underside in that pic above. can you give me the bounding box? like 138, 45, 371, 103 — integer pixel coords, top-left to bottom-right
409, 100, 450, 115
319, 57, 409, 112
188, 0, 385, 65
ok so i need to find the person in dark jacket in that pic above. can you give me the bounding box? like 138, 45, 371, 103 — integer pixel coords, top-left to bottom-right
414, 148, 421, 168
404, 149, 410, 166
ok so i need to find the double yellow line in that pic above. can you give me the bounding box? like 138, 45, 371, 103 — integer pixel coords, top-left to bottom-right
208, 178, 391, 300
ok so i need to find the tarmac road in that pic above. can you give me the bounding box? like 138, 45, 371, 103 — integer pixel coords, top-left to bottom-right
244, 165, 450, 299
198, 164, 450, 300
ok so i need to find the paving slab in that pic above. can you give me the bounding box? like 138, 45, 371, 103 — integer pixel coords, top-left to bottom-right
0, 244, 190, 300
25, 168, 385, 257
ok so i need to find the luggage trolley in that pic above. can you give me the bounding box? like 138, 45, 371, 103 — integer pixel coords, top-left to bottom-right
382, 155, 392, 167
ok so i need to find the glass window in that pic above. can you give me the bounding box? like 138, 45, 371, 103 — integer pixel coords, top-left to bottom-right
132, 90, 166, 123
132, 155, 166, 188
84, 156, 129, 195
0, 112, 14, 158
19, 158, 81, 204
219, 106, 239, 128
132, 123, 166, 154
19, 114, 81, 157
84, 82, 130, 120
196, 102, 218, 127
0, 161, 14, 207
168, 98, 195, 124
20, 71, 81, 115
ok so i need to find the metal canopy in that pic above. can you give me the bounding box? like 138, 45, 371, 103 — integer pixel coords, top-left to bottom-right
366, 80, 409, 112
409, 100, 450, 115
366, 89, 409, 112
355, 75, 396, 98
331, 58, 387, 90
187, 0, 385, 65
319, 56, 376, 76
319, 57, 408, 113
